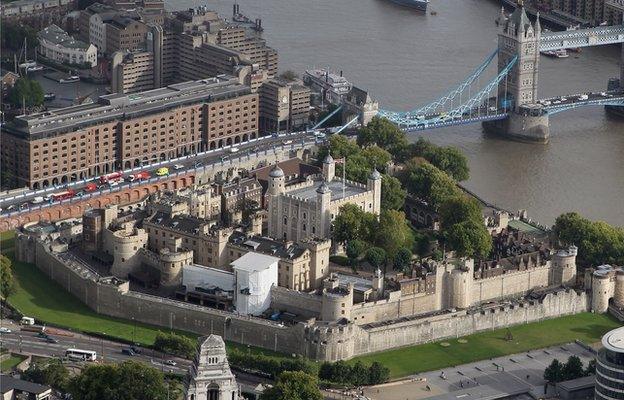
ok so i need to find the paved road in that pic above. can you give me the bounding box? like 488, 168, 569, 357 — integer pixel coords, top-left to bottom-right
0, 320, 191, 374
0, 129, 330, 215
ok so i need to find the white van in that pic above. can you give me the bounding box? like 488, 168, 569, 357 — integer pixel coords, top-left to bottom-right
21, 316, 35, 325
31, 196, 45, 204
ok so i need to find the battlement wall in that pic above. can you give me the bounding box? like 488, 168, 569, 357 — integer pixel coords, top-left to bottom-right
353, 289, 589, 356
472, 264, 551, 304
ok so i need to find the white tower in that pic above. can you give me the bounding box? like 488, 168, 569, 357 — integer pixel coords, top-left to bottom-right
185, 335, 239, 400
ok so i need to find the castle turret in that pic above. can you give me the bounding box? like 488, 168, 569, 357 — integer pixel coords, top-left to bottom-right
268, 165, 285, 196
552, 245, 578, 286
592, 269, 613, 313
323, 154, 335, 182
614, 270, 624, 308
108, 227, 148, 278
367, 169, 382, 216
321, 276, 353, 321
372, 268, 384, 300
316, 182, 332, 239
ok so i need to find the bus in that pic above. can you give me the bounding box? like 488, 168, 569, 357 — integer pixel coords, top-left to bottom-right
44, 189, 76, 202
66, 348, 97, 361
99, 172, 124, 185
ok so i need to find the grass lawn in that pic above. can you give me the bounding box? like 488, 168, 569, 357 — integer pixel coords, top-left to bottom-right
1, 231, 280, 358
0, 355, 26, 372
352, 312, 621, 379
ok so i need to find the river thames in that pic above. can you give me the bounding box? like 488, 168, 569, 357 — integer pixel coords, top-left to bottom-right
167, 0, 624, 226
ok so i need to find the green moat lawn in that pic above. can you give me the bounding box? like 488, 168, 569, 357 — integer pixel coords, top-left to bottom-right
2, 231, 621, 377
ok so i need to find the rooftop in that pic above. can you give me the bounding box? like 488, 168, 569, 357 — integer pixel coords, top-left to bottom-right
231, 251, 279, 273
287, 178, 367, 202
0, 375, 52, 396
603, 326, 624, 353
147, 211, 212, 235
229, 231, 307, 259
3, 75, 249, 139
38, 24, 92, 50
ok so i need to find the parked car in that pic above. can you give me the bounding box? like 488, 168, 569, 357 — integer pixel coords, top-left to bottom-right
0, 327, 12, 334
45, 336, 58, 343
164, 360, 177, 366
121, 348, 136, 356
173, 164, 184, 170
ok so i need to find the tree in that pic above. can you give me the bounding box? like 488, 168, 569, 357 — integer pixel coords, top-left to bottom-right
374, 210, 415, 261
426, 146, 470, 181
444, 219, 492, 259
350, 361, 370, 386
153, 332, 196, 358
398, 161, 460, 211
368, 362, 390, 385
381, 175, 406, 210
22, 360, 70, 391
332, 204, 376, 244
260, 371, 322, 400
562, 355, 585, 381
544, 359, 564, 384
0, 255, 15, 299
393, 247, 412, 271
346, 240, 367, 264
357, 116, 408, 151
1, 23, 38, 51
585, 359, 596, 375
68, 361, 167, 400
318, 135, 360, 162
365, 247, 387, 270
553, 212, 624, 267
7, 78, 44, 108
438, 195, 482, 228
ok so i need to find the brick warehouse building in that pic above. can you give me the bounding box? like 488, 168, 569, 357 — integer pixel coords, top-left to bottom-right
1, 76, 258, 189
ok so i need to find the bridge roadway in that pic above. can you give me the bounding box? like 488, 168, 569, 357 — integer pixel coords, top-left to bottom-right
0, 129, 327, 217
399, 90, 624, 131
540, 24, 624, 51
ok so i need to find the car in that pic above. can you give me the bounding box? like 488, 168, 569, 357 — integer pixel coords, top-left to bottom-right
220, 156, 229, 162
156, 167, 169, 176
194, 162, 203, 168
31, 197, 45, 204
121, 348, 136, 356
45, 336, 58, 343
281, 140, 293, 145
164, 360, 177, 366
560, 97, 567, 102
0, 327, 12, 334
130, 345, 142, 354
85, 183, 98, 192
75, 191, 85, 197
173, 164, 184, 170
6, 205, 16, 211
36, 332, 49, 339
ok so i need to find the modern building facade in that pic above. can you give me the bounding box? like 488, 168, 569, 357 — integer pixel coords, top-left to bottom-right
1, 76, 258, 189
596, 326, 624, 400
111, 50, 155, 94
38, 24, 98, 67
258, 78, 311, 133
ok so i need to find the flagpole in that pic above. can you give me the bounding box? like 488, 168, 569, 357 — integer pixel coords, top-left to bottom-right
343, 156, 345, 199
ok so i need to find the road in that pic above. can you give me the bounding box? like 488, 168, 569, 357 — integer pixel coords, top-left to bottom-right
0, 320, 191, 374
0, 129, 330, 215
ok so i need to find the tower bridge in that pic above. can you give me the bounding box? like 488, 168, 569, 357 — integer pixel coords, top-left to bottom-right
376, 3, 624, 143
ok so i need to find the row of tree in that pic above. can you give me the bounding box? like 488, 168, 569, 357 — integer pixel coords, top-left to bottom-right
554, 212, 624, 267
543, 355, 595, 384
22, 359, 177, 400
0, 254, 15, 299
227, 349, 390, 387
153, 331, 197, 359
319, 360, 390, 386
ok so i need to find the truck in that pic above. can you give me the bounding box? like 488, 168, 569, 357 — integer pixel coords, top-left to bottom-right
84, 182, 98, 192
128, 171, 150, 182
99, 172, 124, 185
44, 189, 76, 202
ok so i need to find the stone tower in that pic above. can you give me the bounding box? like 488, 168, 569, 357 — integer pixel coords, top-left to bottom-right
323, 154, 335, 182
185, 335, 239, 400
267, 165, 285, 240
316, 182, 332, 240
498, 5, 540, 110
367, 169, 382, 216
